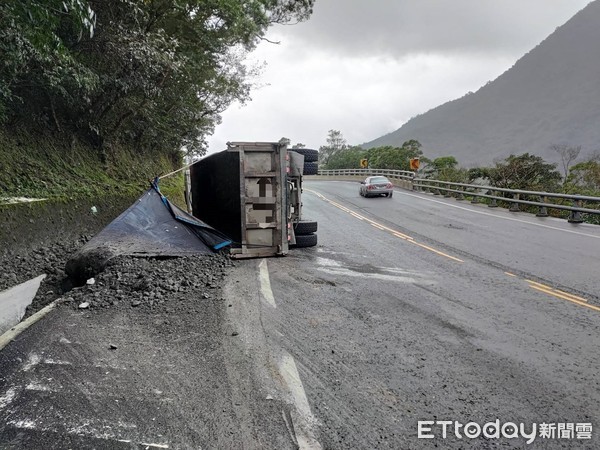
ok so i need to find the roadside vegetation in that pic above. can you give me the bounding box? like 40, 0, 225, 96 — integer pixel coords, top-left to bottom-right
318, 129, 600, 223
0, 0, 314, 200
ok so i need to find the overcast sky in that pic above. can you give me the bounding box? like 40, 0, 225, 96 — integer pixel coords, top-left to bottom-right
207, 0, 593, 153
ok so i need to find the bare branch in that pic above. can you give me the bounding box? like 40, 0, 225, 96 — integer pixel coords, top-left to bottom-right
258, 36, 281, 45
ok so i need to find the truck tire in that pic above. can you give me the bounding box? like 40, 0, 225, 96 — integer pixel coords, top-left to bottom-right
291, 148, 318, 162
293, 233, 317, 248
294, 220, 318, 235
303, 161, 318, 175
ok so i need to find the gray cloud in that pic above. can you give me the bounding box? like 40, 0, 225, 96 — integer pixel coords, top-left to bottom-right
270, 0, 593, 58
208, 1, 594, 152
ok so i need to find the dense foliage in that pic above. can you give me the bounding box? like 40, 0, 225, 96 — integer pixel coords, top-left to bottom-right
322, 130, 425, 172
484, 153, 562, 192
0, 0, 314, 160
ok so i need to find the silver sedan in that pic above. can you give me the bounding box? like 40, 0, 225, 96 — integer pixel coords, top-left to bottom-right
359, 176, 394, 198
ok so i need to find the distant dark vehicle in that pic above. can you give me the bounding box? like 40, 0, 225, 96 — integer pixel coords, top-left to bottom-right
359, 176, 394, 198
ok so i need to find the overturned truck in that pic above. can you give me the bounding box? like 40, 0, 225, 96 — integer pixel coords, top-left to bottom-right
187, 141, 318, 259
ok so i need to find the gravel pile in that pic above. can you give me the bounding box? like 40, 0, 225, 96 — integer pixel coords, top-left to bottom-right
0, 237, 90, 316
0, 238, 88, 292
0, 239, 233, 319
61, 254, 233, 314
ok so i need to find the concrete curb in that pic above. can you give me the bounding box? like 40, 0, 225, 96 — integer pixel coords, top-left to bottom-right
0, 299, 59, 352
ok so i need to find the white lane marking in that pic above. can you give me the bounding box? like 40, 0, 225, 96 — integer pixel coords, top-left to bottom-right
0, 387, 17, 409
279, 354, 322, 450
140, 443, 169, 449
400, 191, 600, 239
259, 259, 276, 308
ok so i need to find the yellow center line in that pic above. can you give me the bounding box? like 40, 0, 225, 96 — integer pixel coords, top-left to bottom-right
552, 289, 589, 303
526, 280, 588, 303
307, 188, 598, 314
305, 188, 462, 263
526, 280, 552, 290
410, 241, 464, 263
530, 285, 600, 312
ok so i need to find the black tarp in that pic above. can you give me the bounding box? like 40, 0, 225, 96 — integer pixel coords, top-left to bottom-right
66, 183, 231, 283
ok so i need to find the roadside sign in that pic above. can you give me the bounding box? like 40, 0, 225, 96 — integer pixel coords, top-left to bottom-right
410, 158, 420, 170
360, 158, 368, 168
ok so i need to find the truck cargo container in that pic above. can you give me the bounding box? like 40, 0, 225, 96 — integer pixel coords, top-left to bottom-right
189, 141, 318, 259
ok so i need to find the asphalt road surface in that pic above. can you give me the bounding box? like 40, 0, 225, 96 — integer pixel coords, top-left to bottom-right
250, 180, 600, 448
1, 180, 599, 449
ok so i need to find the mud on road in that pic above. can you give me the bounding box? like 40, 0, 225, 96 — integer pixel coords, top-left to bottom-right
0, 253, 303, 449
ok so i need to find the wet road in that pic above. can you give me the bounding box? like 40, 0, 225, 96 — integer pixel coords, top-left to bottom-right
1, 180, 599, 449
253, 180, 600, 448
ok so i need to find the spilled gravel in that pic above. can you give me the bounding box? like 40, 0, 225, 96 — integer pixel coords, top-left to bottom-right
0, 237, 233, 320
0, 238, 88, 317
61, 254, 233, 313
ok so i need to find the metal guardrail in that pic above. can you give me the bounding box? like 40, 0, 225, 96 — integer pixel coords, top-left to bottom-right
316, 169, 600, 223
318, 168, 415, 181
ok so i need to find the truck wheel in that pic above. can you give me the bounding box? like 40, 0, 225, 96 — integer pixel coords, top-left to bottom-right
294, 220, 318, 235
290, 148, 318, 162
303, 161, 318, 175
293, 233, 317, 248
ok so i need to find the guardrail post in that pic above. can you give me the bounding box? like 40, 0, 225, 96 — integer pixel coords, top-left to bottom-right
488, 191, 498, 208
456, 186, 465, 201
470, 190, 479, 204
536, 196, 549, 217
568, 200, 584, 223
509, 193, 520, 212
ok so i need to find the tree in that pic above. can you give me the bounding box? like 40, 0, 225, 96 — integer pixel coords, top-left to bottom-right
568, 161, 600, 190
550, 144, 581, 182
487, 153, 561, 191
565, 151, 600, 193
0, 0, 315, 158
319, 129, 347, 165
292, 143, 306, 149
0, 0, 98, 125
423, 156, 468, 182
325, 146, 366, 169
366, 140, 423, 171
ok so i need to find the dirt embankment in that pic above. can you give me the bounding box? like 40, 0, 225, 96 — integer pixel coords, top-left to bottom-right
0, 194, 138, 255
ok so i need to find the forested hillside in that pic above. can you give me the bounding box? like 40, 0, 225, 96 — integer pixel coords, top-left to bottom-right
0, 0, 313, 199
